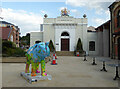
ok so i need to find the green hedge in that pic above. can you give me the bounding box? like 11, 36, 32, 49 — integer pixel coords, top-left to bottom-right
2, 40, 16, 48
2, 41, 26, 57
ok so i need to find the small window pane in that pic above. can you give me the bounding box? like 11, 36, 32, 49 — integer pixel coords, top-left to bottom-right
61, 32, 69, 36
89, 41, 95, 51
117, 10, 120, 27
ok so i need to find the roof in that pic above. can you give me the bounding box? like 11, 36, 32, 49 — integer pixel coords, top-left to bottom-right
0, 27, 12, 40
109, 1, 120, 10
0, 21, 20, 30
95, 20, 110, 30
0, 21, 14, 26
87, 26, 96, 32
88, 26, 95, 30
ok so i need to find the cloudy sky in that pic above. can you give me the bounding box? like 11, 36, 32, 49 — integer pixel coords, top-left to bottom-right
0, 0, 115, 36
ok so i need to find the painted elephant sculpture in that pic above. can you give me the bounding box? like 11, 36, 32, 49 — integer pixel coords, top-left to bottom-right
25, 42, 50, 76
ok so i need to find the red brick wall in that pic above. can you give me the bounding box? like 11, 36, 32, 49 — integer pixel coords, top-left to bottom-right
112, 4, 120, 59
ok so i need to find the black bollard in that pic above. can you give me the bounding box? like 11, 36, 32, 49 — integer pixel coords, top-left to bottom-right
92, 57, 97, 65
83, 54, 87, 61
113, 65, 120, 80
100, 61, 107, 72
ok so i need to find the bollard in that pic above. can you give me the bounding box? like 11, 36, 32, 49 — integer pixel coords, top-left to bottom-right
100, 61, 107, 72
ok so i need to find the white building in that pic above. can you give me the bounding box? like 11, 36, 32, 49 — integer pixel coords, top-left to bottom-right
30, 9, 109, 56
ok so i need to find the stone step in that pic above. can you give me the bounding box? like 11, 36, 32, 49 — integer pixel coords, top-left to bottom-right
56, 51, 74, 56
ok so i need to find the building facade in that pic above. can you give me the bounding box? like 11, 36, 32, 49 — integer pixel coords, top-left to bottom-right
0, 21, 20, 47
30, 8, 109, 56
95, 20, 110, 57
31, 9, 88, 52
109, 1, 120, 59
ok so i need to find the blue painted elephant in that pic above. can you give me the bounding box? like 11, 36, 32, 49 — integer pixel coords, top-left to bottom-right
25, 42, 50, 76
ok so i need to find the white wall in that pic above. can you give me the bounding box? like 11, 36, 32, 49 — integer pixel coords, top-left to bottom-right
55, 25, 75, 51
43, 24, 55, 44
103, 29, 109, 57
82, 23, 88, 52
98, 31, 103, 56
30, 32, 43, 46
43, 16, 88, 52
87, 32, 98, 56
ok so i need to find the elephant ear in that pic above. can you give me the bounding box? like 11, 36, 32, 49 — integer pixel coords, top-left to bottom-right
45, 42, 49, 46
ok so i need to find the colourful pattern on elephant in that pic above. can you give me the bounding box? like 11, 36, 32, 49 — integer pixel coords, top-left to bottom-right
25, 42, 50, 76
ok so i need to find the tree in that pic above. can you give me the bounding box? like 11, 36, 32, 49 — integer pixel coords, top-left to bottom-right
20, 33, 30, 47
76, 38, 83, 52
48, 40, 55, 52
2, 40, 26, 57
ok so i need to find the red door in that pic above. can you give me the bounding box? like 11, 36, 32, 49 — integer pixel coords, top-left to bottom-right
61, 39, 69, 51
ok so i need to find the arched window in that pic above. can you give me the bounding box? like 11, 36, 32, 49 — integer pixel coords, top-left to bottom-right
117, 10, 120, 27
89, 41, 95, 51
61, 32, 69, 36
35, 40, 41, 44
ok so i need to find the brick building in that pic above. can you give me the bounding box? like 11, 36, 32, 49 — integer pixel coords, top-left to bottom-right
0, 21, 20, 47
109, 1, 120, 60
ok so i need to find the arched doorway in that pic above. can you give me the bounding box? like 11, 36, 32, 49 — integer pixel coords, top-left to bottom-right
118, 37, 120, 60
61, 32, 70, 51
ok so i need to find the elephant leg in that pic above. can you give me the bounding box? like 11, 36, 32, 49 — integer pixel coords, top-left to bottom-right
25, 63, 30, 73
31, 61, 36, 76
25, 56, 30, 73
36, 62, 40, 73
41, 60, 47, 76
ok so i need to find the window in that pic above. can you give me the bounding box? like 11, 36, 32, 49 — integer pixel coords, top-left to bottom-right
11, 35, 13, 42
61, 32, 69, 36
117, 10, 120, 27
40, 24, 43, 31
89, 41, 95, 51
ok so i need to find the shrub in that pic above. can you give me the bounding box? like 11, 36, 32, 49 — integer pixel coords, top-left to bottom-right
2, 40, 26, 57
4, 48, 26, 57
74, 38, 84, 55
2, 46, 7, 53
6, 48, 15, 56
76, 38, 83, 51
13, 48, 26, 57
48, 40, 55, 52
2, 40, 16, 48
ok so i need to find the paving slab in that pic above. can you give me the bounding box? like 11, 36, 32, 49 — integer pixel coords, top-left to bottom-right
2, 56, 119, 87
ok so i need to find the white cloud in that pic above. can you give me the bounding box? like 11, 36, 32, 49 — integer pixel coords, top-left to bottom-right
94, 18, 105, 25
71, 9, 77, 13
66, 0, 115, 7
92, 18, 109, 27
66, 0, 113, 26
66, 0, 115, 14
59, 7, 67, 11
1, 8, 43, 36
71, 9, 80, 17
40, 10, 47, 14
93, 10, 110, 27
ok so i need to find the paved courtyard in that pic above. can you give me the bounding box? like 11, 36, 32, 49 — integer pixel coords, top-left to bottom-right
1, 56, 120, 87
